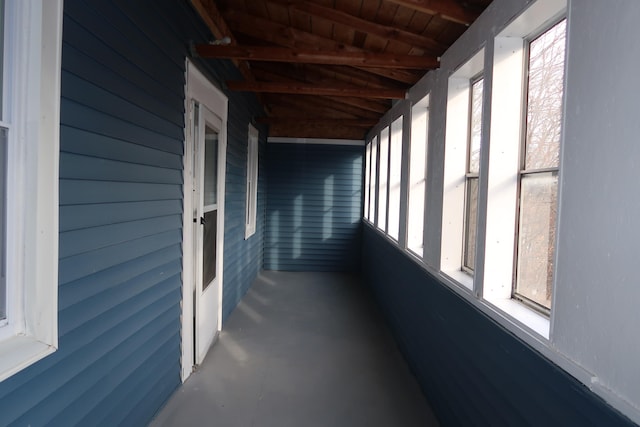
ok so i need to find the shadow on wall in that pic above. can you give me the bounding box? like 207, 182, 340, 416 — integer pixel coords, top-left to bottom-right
265, 143, 363, 272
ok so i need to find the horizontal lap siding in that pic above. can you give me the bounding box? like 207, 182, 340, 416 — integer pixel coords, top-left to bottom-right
265, 144, 363, 272
361, 226, 637, 427
0, 0, 217, 426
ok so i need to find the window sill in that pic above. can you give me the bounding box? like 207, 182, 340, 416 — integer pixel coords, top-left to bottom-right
441, 269, 474, 291
484, 297, 550, 339
0, 334, 56, 382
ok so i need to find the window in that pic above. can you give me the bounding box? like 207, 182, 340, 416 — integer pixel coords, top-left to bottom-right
463, 77, 483, 273
369, 135, 378, 225
514, 19, 566, 313
484, 0, 566, 337
387, 117, 403, 241
0, 0, 63, 381
377, 127, 389, 231
441, 49, 484, 289
407, 95, 429, 257
364, 141, 371, 221
245, 124, 258, 239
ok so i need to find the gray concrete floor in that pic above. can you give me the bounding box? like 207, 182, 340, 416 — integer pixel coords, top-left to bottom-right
149, 271, 439, 427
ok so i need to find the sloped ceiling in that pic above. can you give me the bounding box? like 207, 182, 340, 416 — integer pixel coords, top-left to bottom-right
191, 0, 492, 139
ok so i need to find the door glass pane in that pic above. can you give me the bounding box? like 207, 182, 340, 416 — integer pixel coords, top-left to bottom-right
202, 210, 217, 290
1, 127, 6, 320
515, 172, 558, 310
204, 127, 218, 206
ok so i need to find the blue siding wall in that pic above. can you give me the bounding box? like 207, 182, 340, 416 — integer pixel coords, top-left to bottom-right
0, 0, 265, 425
362, 225, 636, 427
265, 143, 362, 272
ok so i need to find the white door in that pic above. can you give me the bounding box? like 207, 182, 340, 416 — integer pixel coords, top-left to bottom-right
193, 103, 225, 364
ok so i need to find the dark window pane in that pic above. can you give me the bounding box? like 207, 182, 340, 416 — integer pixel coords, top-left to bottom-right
515, 172, 558, 310
202, 210, 217, 290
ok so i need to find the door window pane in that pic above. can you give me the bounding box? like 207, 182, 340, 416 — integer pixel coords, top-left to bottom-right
204, 127, 218, 207
202, 210, 217, 289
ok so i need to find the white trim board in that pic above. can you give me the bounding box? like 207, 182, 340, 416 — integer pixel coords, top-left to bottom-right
268, 137, 364, 146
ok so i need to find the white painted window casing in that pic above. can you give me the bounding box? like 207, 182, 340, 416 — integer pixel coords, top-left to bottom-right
0, 0, 63, 382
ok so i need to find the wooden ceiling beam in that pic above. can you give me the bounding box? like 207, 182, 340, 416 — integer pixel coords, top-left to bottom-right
266, 0, 447, 53
189, 0, 255, 82
226, 81, 406, 99
257, 117, 377, 127
195, 45, 439, 69
383, 0, 479, 26
224, 10, 423, 84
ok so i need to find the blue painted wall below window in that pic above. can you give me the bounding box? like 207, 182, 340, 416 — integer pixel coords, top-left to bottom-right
361, 224, 637, 427
265, 143, 363, 272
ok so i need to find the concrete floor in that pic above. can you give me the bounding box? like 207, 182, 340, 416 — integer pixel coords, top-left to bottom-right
149, 271, 439, 427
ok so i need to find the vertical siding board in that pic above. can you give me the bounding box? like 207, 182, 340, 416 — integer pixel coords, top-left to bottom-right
265, 143, 363, 272
362, 226, 637, 427
0, 0, 267, 424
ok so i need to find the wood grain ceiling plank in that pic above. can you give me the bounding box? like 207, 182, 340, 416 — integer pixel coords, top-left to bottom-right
268, 105, 362, 120
267, 94, 381, 119
383, 0, 479, 26
266, 0, 446, 53
224, 10, 423, 83
324, 96, 390, 114
267, 122, 367, 140
227, 81, 405, 99
195, 45, 439, 69
258, 117, 377, 127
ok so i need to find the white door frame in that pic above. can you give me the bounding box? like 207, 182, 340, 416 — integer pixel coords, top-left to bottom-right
181, 60, 228, 382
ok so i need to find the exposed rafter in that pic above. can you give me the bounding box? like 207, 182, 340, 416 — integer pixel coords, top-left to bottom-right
266, 0, 448, 53
223, 10, 423, 84
226, 81, 406, 99
195, 45, 439, 69
383, 0, 479, 26
189, 0, 255, 82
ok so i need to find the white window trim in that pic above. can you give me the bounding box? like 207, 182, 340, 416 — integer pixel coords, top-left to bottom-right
406, 95, 429, 258
440, 48, 484, 291
483, 0, 567, 340
0, 0, 63, 382
244, 124, 258, 239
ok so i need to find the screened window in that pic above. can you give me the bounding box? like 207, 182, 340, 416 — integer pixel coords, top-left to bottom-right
369, 136, 378, 225
364, 141, 371, 220
407, 96, 428, 256
463, 77, 483, 273
245, 124, 258, 239
377, 127, 389, 231
387, 117, 403, 241
514, 19, 567, 312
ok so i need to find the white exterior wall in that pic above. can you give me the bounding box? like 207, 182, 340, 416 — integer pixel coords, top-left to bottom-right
369, 0, 640, 422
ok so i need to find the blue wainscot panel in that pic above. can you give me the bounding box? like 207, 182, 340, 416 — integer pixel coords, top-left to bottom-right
361, 225, 637, 427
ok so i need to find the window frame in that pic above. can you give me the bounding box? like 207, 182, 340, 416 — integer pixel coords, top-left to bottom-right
0, 0, 63, 382
483, 0, 567, 338
244, 124, 259, 239
440, 48, 484, 290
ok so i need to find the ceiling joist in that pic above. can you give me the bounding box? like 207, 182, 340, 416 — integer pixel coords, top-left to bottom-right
226, 81, 406, 99
383, 0, 479, 26
266, 0, 448, 53
195, 45, 439, 69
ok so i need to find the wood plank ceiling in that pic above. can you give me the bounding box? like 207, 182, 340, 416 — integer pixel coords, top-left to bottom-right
191, 0, 492, 140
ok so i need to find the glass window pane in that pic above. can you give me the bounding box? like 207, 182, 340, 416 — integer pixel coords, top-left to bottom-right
202, 210, 217, 289
515, 172, 558, 310
377, 127, 389, 231
204, 127, 218, 206
1, 127, 6, 320
408, 99, 428, 256
469, 78, 483, 174
1, 0, 5, 119
388, 117, 403, 240
463, 177, 479, 271
369, 136, 378, 225
525, 19, 567, 170
364, 142, 371, 220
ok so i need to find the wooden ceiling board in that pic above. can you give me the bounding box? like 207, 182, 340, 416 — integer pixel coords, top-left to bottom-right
194, 0, 491, 139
